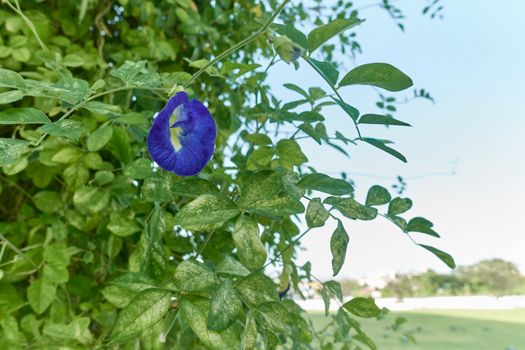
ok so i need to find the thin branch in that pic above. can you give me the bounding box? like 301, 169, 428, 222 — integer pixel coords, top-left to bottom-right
6, 0, 49, 52
0, 233, 37, 268
182, 0, 290, 88
302, 56, 362, 139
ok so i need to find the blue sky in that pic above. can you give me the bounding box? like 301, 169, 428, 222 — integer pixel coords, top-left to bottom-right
267, 1, 525, 279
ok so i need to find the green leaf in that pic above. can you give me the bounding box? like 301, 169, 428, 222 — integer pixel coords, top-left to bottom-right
245, 132, 272, 146
336, 308, 352, 336
362, 137, 407, 163
221, 62, 261, 78
241, 311, 258, 350
0, 283, 24, 314
387, 197, 413, 216
84, 152, 105, 169
110, 288, 171, 343
276, 139, 308, 168
324, 280, 343, 302
296, 111, 324, 122
0, 108, 49, 125
331, 97, 360, 121
248, 195, 305, 219
62, 54, 84, 67
309, 58, 339, 85
232, 216, 267, 270
0, 68, 26, 90
263, 330, 280, 349
51, 147, 82, 164
358, 114, 411, 127
173, 194, 240, 230
39, 120, 84, 139
343, 297, 381, 318
107, 211, 141, 237
255, 302, 291, 334
27, 277, 56, 314
271, 23, 308, 50
42, 77, 90, 104
110, 60, 161, 87
110, 273, 157, 292
0, 90, 23, 104
124, 158, 153, 179
33, 191, 62, 214
321, 281, 343, 316
142, 175, 173, 203
87, 125, 113, 151
43, 262, 69, 284
3, 155, 27, 175
73, 186, 110, 214
82, 101, 123, 115
173, 260, 218, 292
330, 220, 349, 276
355, 329, 378, 350
405, 217, 439, 237
339, 63, 413, 92
297, 173, 353, 195
91, 79, 106, 91
12, 47, 30, 62
419, 244, 456, 268
283, 83, 309, 99
308, 18, 363, 53
246, 146, 274, 171
106, 127, 132, 164
234, 273, 279, 306
216, 256, 250, 277
324, 197, 377, 220
0, 138, 29, 167
365, 185, 391, 206
306, 198, 330, 228
101, 285, 135, 309
298, 123, 323, 144
207, 279, 242, 331
239, 170, 283, 209
186, 58, 221, 76
43, 242, 78, 267
63, 163, 89, 189
321, 286, 331, 316
172, 178, 220, 197
180, 296, 240, 350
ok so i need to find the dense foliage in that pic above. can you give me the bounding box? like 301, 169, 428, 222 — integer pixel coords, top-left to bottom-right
0, 0, 451, 348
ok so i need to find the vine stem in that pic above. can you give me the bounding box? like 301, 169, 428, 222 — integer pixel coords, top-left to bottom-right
302, 57, 362, 139
5, 0, 49, 52
379, 213, 419, 245
261, 228, 312, 271
182, 0, 290, 88
0, 233, 37, 268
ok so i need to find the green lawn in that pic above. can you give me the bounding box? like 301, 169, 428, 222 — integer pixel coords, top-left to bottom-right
308, 309, 525, 350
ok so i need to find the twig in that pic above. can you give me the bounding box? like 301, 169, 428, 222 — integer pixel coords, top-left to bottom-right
182, 0, 290, 88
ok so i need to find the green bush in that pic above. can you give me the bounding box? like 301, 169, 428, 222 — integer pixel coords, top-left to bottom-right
0, 0, 450, 348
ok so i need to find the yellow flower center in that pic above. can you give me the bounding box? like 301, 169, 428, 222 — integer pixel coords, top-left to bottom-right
169, 105, 183, 151
170, 127, 183, 151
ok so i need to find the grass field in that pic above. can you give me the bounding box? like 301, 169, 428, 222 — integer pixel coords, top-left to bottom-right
308, 309, 525, 350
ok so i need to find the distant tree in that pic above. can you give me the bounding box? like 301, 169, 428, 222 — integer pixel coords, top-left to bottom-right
382, 274, 415, 301
413, 270, 463, 296
458, 259, 525, 297
339, 278, 363, 297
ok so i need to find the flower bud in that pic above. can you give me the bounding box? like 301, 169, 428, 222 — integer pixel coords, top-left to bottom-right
273, 35, 303, 63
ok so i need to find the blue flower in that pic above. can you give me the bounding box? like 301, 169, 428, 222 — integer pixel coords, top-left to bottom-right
147, 91, 216, 176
